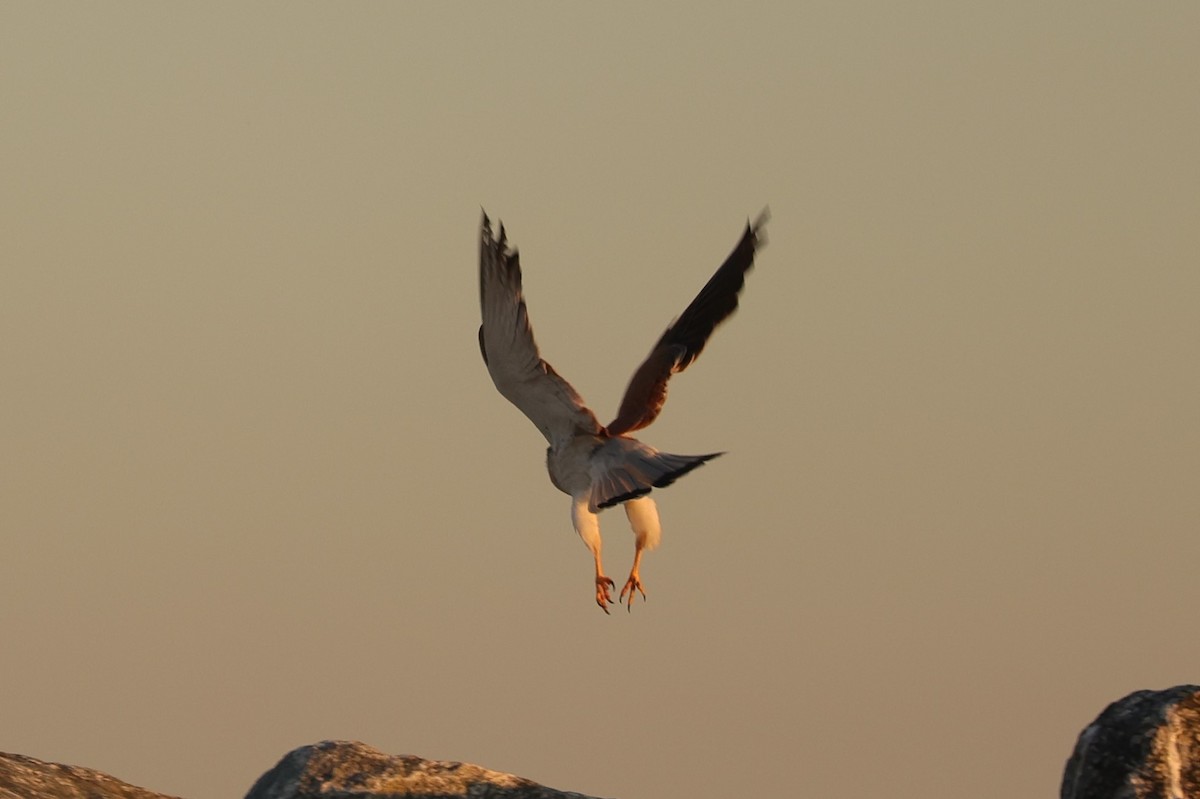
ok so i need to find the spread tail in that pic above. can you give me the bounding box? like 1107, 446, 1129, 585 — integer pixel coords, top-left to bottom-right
587, 437, 722, 511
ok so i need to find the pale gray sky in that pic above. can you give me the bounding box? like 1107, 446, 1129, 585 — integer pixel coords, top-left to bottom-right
3, 3, 1198, 798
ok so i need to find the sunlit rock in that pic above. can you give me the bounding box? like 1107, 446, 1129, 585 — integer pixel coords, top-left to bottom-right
1062, 684, 1200, 799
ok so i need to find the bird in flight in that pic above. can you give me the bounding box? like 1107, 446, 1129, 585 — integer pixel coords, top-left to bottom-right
478, 210, 768, 613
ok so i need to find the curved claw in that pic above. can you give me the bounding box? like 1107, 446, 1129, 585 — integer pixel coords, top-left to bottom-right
620, 575, 647, 611
595, 576, 616, 614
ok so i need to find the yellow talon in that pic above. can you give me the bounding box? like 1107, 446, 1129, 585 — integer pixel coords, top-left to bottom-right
620, 574, 647, 611
595, 575, 616, 613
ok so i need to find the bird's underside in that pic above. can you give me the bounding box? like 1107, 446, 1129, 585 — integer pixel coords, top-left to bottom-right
478, 209, 768, 612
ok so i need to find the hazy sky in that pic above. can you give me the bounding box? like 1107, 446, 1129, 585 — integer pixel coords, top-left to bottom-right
3, 3, 1198, 798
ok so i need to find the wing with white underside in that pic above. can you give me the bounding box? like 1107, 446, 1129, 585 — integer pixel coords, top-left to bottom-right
478, 213, 603, 446
606, 209, 769, 437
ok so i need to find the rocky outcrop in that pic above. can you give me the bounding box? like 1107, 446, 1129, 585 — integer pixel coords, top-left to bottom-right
1, 743, 604, 799
18, 695, 1200, 799
245, 741, 605, 799
1062, 684, 1200, 799
0, 751, 181, 799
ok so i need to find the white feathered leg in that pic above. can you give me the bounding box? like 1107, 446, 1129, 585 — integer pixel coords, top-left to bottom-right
572, 496, 615, 613
620, 496, 661, 611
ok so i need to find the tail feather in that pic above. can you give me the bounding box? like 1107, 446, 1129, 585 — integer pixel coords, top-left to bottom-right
588, 438, 722, 511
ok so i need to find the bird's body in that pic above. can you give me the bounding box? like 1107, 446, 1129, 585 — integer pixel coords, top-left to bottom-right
478, 210, 767, 612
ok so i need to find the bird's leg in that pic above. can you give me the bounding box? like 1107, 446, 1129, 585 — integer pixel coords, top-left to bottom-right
572, 495, 614, 614
593, 547, 615, 614
620, 543, 648, 611
619, 496, 659, 612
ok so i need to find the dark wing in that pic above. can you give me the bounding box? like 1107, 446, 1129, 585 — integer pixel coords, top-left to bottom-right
606, 209, 768, 437
478, 212, 603, 446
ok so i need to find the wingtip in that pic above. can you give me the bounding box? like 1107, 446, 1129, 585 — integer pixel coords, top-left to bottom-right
479, 212, 520, 265
752, 206, 771, 231
480, 211, 510, 249
748, 207, 770, 250
481, 209, 495, 242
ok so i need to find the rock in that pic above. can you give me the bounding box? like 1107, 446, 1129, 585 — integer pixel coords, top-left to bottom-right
244, 741, 607, 799
0, 751, 182, 799
1062, 684, 1200, 799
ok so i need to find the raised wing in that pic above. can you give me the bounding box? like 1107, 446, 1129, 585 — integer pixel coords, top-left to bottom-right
606, 209, 768, 437
478, 213, 603, 446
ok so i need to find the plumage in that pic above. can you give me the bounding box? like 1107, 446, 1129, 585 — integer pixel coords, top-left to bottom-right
607, 209, 768, 436
478, 221, 603, 446
478, 210, 767, 612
